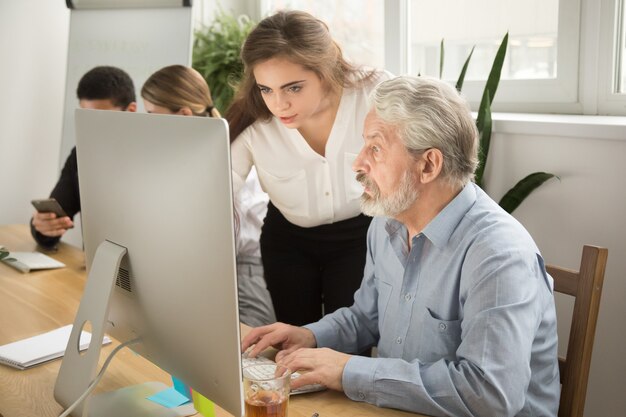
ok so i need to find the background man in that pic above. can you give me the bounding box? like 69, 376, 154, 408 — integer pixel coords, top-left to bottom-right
31, 66, 136, 247
243, 76, 560, 416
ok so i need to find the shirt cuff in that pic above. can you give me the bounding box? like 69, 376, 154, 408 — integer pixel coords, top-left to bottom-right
342, 356, 378, 403
303, 320, 335, 348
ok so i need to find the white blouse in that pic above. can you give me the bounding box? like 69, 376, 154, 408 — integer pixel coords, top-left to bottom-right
234, 168, 268, 258
231, 71, 390, 228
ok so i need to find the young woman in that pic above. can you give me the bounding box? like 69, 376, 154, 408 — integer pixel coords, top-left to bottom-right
141, 65, 276, 327
226, 11, 391, 326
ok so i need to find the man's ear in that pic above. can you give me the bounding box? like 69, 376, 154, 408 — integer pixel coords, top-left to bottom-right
178, 107, 193, 116
419, 148, 444, 184
125, 102, 138, 112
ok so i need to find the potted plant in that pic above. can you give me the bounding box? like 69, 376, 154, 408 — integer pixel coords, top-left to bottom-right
192, 9, 256, 112
443, 33, 557, 213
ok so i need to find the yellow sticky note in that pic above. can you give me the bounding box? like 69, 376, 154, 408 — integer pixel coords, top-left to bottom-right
191, 389, 216, 417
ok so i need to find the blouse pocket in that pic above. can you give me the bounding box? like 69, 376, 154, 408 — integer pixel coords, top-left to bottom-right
255, 166, 308, 219
418, 308, 462, 362
344, 152, 365, 202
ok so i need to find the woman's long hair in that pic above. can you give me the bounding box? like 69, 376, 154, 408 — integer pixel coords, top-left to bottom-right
225, 10, 375, 141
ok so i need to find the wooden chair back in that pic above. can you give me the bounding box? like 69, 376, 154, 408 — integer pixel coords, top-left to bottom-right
547, 245, 608, 417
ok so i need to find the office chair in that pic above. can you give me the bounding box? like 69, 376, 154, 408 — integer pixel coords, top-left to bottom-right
547, 245, 608, 417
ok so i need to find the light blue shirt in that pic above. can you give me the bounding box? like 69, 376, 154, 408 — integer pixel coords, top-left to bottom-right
305, 183, 560, 417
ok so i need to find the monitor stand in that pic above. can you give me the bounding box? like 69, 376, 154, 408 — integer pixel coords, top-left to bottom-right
53, 240, 195, 417
87, 381, 195, 417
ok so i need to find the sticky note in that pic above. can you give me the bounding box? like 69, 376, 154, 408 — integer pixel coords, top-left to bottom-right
192, 389, 216, 417
172, 376, 192, 400
146, 387, 191, 408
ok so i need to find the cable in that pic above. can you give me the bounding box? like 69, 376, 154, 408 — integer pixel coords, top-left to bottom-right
58, 337, 142, 417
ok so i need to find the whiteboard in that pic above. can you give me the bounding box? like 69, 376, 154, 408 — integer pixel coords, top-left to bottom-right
60, 6, 193, 167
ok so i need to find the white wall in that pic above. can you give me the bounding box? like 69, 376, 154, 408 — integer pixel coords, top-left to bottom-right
0, 1, 69, 227
485, 114, 626, 416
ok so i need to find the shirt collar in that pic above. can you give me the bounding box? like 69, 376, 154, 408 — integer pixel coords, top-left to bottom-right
384, 182, 477, 247
422, 182, 477, 248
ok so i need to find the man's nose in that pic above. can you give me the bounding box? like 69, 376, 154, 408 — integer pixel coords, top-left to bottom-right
353, 147, 368, 173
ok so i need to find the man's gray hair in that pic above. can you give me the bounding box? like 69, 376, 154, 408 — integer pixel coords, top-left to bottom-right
369, 76, 479, 188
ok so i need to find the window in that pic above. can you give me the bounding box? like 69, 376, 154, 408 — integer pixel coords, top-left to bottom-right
259, 0, 385, 69
408, 0, 559, 82
385, 0, 626, 115
214, 0, 626, 115
386, 0, 582, 113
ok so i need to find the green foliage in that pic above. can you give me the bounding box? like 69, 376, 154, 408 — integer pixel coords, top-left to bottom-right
440, 34, 556, 213
498, 172, 558, 213
0, 248, 16, 263
192, 10, 256, 112
455, 45, 474, 91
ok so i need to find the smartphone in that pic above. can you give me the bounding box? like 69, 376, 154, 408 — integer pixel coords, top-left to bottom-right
31, 198, 68, 218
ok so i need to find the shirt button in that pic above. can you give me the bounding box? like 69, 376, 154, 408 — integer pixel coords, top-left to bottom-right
358, 391, 365, 399
439, 323, 447, 331
404, 294, 411, 301
396, 337, 402, 344
325, 192, 330, 196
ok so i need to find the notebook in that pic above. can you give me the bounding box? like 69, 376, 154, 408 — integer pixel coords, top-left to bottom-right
0, 325, 111, 370
1, 251, 66, 273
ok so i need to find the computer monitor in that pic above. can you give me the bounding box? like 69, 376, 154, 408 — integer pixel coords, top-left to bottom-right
54, 109, 244, 417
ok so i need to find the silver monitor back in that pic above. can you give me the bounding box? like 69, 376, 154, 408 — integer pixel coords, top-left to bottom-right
60, 109, 243, 416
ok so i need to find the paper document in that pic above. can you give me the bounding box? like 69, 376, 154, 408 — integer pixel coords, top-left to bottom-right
0, 325, 111, 370
1, 251, 65, 273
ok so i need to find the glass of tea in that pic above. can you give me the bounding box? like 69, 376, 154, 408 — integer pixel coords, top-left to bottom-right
243, 363, 290, 417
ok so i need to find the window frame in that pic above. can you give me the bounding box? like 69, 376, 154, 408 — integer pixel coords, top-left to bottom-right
237, 0, 626, 116
597, 0, 626, 115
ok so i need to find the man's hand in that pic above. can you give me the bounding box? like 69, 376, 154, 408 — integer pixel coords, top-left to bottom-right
32, 211, 73, 237
277, 347, 352, 392
241, 322, 316, 359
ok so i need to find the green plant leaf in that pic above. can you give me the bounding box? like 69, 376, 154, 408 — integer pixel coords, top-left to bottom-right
447, 31, 556, 212
498, 172, 558, 213
192, 9, 256, 112
477, 32, 508, 132
439, 39, 445, 79
0, 250, 16, 262
455, 45, 475, 92
474, 91, 492, 188
486, 32, 508, 104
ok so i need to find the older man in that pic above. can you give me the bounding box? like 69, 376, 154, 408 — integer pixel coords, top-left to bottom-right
242, 76, 560, 417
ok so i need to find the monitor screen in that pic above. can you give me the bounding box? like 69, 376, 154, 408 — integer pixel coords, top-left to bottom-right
56, 109, 244, 416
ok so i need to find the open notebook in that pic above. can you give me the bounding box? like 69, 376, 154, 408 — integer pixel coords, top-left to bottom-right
0, 325, 111, 370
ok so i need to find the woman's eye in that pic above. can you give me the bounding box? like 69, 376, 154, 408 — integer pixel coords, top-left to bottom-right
258, 87, 271, 94
288, 85, 302, 93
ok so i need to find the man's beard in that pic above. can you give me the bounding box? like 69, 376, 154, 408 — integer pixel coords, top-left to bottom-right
357, 170, 419, 217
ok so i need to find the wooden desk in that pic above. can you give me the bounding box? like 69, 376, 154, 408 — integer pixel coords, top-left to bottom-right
0, 224, 420, 417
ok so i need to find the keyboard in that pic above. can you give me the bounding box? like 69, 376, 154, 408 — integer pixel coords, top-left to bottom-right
241, 354, 325, 395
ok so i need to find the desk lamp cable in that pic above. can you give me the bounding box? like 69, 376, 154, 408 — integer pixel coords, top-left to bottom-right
58, 337, 142, 417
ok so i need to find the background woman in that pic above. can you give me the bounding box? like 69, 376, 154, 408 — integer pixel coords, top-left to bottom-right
142, 65, 276, 327
226, 11, 390, 326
